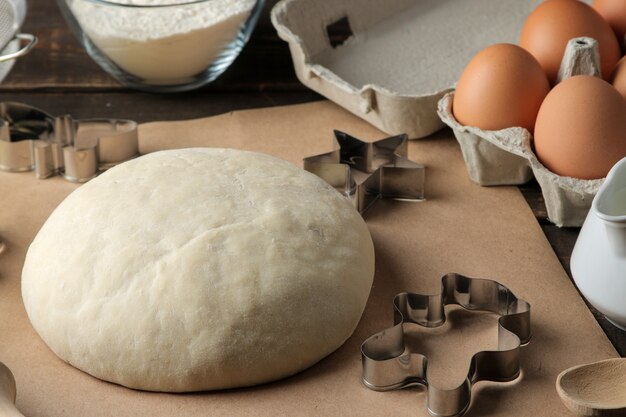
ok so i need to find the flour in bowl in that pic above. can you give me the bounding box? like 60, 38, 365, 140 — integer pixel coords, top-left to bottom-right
68, 0, 257, 84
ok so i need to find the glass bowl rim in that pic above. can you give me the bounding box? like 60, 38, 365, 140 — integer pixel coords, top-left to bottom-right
65, 0, 254, 8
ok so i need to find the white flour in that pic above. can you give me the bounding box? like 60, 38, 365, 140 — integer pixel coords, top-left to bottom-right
69, 0, 257, 84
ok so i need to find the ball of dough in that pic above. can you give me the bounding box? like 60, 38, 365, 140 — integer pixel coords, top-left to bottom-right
22, 148, 375, 392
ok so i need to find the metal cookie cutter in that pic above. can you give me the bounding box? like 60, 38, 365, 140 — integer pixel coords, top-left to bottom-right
0, 102, 138, 183
304, 131, 425, 214
361, 273, 531, 417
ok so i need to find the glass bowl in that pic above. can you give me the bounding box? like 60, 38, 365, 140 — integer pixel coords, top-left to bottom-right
56, 0, 264, 92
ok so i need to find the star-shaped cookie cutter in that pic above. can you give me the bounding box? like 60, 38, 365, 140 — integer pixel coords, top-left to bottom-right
303, 131, 425, 214
0, 102, 138, 183
361, 273, 531, 417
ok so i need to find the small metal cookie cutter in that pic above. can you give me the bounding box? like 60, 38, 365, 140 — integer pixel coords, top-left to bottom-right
361, 273, 531, 417
0, 102, 138, 183
304, 131, 425, 214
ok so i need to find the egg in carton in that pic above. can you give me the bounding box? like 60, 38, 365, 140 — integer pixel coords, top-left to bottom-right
438, 37, 608, 228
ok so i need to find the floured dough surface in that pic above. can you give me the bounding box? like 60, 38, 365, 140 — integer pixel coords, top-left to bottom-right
21, 148, 375, 392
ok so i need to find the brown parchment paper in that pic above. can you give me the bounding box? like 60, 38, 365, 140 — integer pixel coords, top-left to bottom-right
0, 101, 617, 417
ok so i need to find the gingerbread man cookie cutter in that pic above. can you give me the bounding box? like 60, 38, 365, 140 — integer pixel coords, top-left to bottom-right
361, 273, 531, 417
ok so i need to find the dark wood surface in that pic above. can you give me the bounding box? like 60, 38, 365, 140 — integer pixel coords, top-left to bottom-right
3, 0, 625, 355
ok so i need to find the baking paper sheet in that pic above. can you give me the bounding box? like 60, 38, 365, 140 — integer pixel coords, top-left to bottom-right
0, 101, 616, 417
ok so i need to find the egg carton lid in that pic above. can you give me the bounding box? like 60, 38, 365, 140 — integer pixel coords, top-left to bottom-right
270, 0, 576, 139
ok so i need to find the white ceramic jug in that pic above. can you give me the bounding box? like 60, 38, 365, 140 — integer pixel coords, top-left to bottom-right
571, 157, 626, 330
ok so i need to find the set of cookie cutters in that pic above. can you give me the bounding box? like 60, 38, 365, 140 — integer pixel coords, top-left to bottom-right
0, 102, 138, 183
438, 37, 605, 227
304, 134, 532, 416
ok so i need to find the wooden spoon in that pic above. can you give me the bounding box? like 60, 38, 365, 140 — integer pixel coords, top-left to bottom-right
557, 358, 626, 416
0, 362, 25, 417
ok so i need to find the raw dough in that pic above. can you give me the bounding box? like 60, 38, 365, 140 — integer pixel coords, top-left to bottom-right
21, 148, 375, 392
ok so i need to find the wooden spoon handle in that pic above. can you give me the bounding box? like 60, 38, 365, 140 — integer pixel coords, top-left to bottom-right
0, 402, 26, 417
0, 363, 25, 417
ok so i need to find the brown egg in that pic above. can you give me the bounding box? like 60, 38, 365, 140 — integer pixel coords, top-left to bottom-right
520, 0, 620, 84
452, 43, 550, 132
593, 0, 626, 49
534, 75, 626, 179
611, 55, 626, 98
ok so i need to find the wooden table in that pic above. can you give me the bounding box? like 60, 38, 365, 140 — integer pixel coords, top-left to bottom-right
3, 0, 624, 355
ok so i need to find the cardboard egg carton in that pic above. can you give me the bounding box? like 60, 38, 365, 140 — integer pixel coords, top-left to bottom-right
271, 0, 542, 139
437, 93, 602, 227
